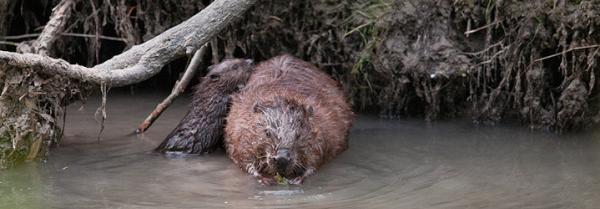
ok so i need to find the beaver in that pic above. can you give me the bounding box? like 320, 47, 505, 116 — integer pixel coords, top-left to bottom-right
224, 55, 354, 185
155, 58, 254, 154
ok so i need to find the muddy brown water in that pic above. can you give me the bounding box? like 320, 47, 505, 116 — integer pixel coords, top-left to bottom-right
1, 93, 600, 209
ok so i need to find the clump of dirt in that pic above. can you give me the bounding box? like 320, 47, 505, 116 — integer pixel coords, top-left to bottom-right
370, 0, 472, 120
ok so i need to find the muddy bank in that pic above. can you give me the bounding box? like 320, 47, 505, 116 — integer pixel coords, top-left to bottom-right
363, 0, 600, 133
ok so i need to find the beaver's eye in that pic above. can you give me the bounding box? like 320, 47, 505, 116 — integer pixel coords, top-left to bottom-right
209, 74, 219, 80
265, 131, 271, 138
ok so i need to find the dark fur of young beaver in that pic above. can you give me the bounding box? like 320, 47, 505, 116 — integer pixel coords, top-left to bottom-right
224, 55, 354, 185
155, 58, 254, 154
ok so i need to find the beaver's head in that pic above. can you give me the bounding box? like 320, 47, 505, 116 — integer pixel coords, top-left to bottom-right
253, 97, 315, 179
204, 58, 254, 91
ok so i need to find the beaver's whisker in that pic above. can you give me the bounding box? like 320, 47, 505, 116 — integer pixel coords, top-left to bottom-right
293, 161, 306, 170
256, 155, 268, 159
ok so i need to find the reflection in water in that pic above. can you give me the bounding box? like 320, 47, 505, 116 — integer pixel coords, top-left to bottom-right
1, 93, 600, 209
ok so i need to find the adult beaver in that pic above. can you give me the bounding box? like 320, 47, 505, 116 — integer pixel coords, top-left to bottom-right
224, 55, 354, 185
155, 58, 254, 154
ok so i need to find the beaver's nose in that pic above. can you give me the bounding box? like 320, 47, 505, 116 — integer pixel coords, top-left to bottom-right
275, 149, 290, 172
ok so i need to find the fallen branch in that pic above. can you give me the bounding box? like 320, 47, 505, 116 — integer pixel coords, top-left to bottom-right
20, 0, 76, 55
0, 0, 258, 87
135, 44, 208, 133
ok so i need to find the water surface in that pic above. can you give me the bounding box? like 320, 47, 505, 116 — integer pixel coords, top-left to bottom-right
1, 93, 599, 209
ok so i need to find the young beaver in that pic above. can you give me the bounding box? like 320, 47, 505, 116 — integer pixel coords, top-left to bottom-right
155, 58, 254, 154
224, 55, 354, 185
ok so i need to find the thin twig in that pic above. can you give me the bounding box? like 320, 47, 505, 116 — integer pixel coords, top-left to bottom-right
62, 33, 127, 42
0, 41, 19, 46
88, 0, 101, 63
464, 20, 500, 36
95, 82, 109, 143
135, 44, 209, 133
211, 38, 219, 64
0, 34, 41, 40
531, 44, 600, 64
464, 40, 504, 56
476, 47, 508, 66
1, 33, 127, 42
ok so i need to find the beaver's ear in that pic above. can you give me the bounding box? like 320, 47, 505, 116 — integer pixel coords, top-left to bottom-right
209, 73, 220, 81
305, 105, 314, 117
254, 100, 276, 113
253, 102, 266, 113
245, 59, 254, 65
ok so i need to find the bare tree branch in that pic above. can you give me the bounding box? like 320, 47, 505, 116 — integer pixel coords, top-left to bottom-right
18, 0, 76, 55
136, 44, 208, 133
0, 0, 258, 87
1, 33, 127, 42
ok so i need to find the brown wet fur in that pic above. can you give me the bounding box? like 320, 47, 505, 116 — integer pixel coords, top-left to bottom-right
155, 59, 254, 154
224, 55, 354, 184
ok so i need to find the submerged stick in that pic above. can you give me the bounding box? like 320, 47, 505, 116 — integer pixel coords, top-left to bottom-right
135, 44, 208, 133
